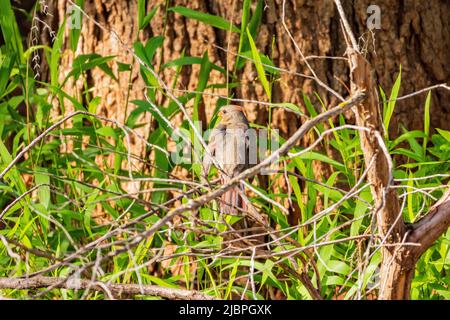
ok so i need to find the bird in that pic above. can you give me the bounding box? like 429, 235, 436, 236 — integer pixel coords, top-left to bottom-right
202, 105, 252, 214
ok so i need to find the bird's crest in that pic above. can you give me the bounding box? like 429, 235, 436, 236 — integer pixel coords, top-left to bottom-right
222, 104, 245, 112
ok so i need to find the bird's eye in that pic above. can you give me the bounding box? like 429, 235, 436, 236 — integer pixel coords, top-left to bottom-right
222, 110, 227, 114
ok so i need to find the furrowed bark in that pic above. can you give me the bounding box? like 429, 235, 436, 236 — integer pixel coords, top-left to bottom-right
337, 1, 450, 299
348, 52, 410, 299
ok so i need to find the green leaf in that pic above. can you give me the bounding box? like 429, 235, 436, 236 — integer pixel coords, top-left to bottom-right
133, 37, 163, 88
131, 99, 174, 136
83, 188, 102, 237
236, 0, 263, 70
294, 150, 346, 172
0, 52, 15, 95
193, 51, 211, 123
246, 28, 271, 99
169, 6, 240, 32
69, 0, 84, 51
145, 36, 164, 62
138, 0, 146, 29
423, 90, 432, 154
350, 189, 371, 236
96, 126, 118, 141
0, 0, 24, 64
117, 62, 131, 72
274, 102, 304, 115
88, 96, 101, 114
35, 169, 50, 209
436, 128, 450, 142
406, 171, 415, 222
328, 260, 350, 275
236, 0, 251, 69
139, 3, 159, 30
383, 66, 401, 139
0, 138, 26, 194
289, 174, 305, 223
391, 130, 427, 149
238, 51, 279, 75
162, 56, 226, 75
51, 18, 67, 88
64, 54, 117, 84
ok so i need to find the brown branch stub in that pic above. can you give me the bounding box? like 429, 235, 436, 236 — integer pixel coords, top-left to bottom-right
337, 4, 450, 299
408, 188, 450, 257
349, 53, 408, 300
349, 53, 405, 244
0, 276, 215, 300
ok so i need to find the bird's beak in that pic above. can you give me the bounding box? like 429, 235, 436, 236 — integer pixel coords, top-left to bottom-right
218, 110, 223, 118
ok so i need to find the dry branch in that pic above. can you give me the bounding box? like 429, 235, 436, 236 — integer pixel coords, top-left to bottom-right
408, 188, 450, 257
335, 0, 450, 299
0, 276, 215, 300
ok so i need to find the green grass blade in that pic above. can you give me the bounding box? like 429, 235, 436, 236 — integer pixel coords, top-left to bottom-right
246, 27, 271, 99
423, 90, 432, 155
51, 18, 67, 88
169, 6, 240, 32
383, 66, 402, 139
69, 0, 84, 51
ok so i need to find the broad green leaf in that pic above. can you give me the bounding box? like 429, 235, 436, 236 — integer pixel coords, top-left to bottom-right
69, 0, 84, 51
238, 51, 279, 75
423, 91, 432, 154
139, 1, 159, 30
293, 150, 346, 172
0, 53, 15, 95
391, 130, 427, 149
162, 56, 226, 75
88, 96, 101, 114
64, 54, 117, 84
169, 6, 240, 32
35, 169, 50, 209
96, 126, 118, 141
436, 128, 450, 142
328, 260, 350, 275
247, 28, 271, 99
0, 0, 24, 63
138, 0, 146, 29
117, 62, 131, 72
236, 0, 263, 70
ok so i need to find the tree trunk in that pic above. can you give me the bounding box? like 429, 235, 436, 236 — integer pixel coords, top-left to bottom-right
379, 251, 416, 299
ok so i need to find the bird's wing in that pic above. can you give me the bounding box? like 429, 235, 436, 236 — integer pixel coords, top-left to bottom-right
202, 126, 225, 179
221, 125, 250, 177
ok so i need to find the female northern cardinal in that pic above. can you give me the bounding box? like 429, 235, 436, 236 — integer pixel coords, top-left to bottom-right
202, 105, 251, 214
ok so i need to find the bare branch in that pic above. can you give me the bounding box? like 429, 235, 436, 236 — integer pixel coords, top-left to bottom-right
0, 276, 215, 300
408, 188, 450, 256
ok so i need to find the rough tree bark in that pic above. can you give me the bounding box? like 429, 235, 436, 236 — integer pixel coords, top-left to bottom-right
335, 0, 450, 299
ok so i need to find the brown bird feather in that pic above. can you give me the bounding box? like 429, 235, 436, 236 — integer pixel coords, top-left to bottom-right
202, 105, 251, 214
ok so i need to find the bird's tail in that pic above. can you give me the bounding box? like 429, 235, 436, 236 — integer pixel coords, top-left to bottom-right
220, 183, 246, 214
